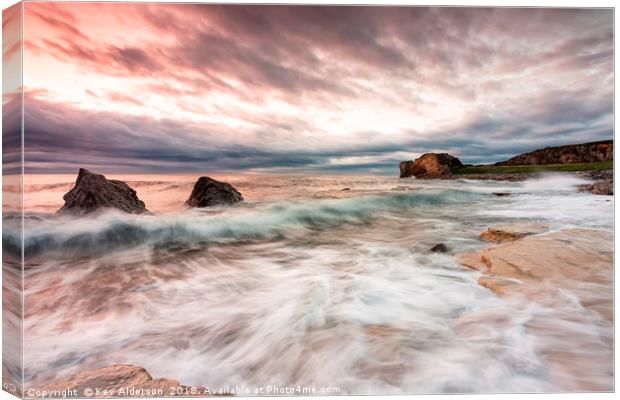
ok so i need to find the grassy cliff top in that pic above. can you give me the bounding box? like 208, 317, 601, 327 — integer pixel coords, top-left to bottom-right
455, 160, 613, 175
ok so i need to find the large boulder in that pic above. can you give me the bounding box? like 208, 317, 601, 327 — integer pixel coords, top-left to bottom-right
400, 153, 463, 178
186, 177, 243, 207
58, 169, 148, 215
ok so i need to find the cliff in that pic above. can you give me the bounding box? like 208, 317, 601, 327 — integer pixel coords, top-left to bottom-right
494, 140, 612, 166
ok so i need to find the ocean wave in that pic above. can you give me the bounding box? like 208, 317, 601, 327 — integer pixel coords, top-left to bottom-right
24, 182, 74, 192
6, 188, 482, 257
124, 181, 186, 190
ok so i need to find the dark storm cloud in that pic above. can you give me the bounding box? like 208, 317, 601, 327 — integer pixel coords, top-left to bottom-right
22, 4, 614, 172
2, 91, 22, 173
20, 93, 334, 173
19, 88, 612, 174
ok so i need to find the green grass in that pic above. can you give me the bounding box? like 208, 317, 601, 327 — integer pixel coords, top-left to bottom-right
455, 160, 613, 175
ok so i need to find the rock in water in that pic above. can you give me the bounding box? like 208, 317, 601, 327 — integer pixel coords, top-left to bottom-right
186, 176, 243, 207
58, 169, 148, 215
577, 169, 613, 181
399, 160, 415, 178
479, 228, 527, 242
430, 243, 448, 253
478, 222, 549, 242
399, 153, 463, 178
578, 180, 613, 195
576, 170, 613, 195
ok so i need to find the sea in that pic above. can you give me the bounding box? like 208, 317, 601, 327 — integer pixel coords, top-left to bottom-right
2, 173, 614, 394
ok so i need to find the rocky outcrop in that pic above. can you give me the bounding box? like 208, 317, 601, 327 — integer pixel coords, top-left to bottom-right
479, 228, 526, 242
399, 153, 463, 178
186, 177, 243, 207
37, 365, 192, 397
576, 170, 613, 195
457, 228, 613, 391
577, 170, 613, 181
460, 229, 612, 302
578, 180, 613, 195
478, 222, 548, 242
399, 161, 415, 178
495, 140, 612, 166
57, 169, 149, 215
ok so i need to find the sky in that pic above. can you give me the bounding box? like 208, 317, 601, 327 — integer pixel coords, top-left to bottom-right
2, 3, 614, 174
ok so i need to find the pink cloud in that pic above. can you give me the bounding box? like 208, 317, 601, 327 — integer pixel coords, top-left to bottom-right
17, 4, 613, 172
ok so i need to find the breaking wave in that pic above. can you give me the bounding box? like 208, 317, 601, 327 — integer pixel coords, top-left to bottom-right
13, 173, 614, 393
7, 188, 483, 257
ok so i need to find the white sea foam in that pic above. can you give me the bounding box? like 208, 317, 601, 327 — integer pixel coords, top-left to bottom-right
17, 173, 613, 393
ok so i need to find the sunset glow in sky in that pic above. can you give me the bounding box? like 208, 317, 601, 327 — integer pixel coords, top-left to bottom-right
3, 3, 614, 173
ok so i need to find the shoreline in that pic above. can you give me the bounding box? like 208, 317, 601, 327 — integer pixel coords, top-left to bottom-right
16, 173, 613, 395
456, 225, 613, 391
415, 169, 614, 195
36, 225, 614, 395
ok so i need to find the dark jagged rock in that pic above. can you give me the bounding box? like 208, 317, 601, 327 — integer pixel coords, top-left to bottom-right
186, 177, 243, 207
430, 243, 448, 253
495, 140, 613, 166
58, 169, 148, 215
400, 153, 463, 178
399, 160, 415, 178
